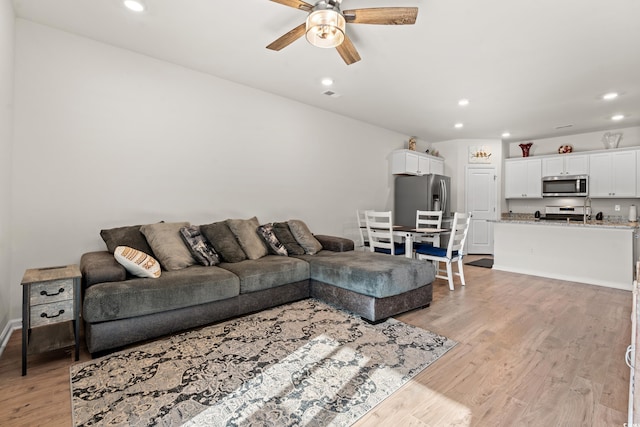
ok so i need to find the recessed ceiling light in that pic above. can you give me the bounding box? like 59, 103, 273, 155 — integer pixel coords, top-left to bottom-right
458, 99, 469, 106
321, 78, 334, 86
502, 132, 511, 138
124, 0, 145, 12
602, 92, 618, 100
611, 114, 625, 121
454, 123, 464, 129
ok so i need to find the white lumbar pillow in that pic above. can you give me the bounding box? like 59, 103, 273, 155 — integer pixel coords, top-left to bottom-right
114, 246, 161, 278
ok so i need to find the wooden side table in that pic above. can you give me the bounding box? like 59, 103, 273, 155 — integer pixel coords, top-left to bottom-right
21, 264, 81, 376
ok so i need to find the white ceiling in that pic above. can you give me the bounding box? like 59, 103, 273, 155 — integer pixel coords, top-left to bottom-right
11, 0, 640, 143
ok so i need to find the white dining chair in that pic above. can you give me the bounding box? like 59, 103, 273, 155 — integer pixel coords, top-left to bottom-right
414, 210, 443, 251
365, 210, 405, 256
415, 212, 471, 290
356, 209, 371, 251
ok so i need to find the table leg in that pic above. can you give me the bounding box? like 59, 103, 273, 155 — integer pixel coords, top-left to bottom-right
22, 285, 28, 376
404, 233, 413, 258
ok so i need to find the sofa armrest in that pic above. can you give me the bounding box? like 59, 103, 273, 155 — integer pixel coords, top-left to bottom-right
314, 235, 354, 252
81, 251, 127, 289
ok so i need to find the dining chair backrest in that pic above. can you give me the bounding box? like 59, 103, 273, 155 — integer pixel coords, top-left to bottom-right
416, 210, 443, 230
415, 210, 443, 247
365, 210, 403, 255
356, 209, 370, 249
446, 212, 471, 259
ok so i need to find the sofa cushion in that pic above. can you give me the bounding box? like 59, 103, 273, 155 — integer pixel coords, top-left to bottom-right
179, 225, 220, 266
257, 223, 288, 256
272, 222, 305, 256
227, 217, 268, 260
114, 246, 161, 278
218, 255, 309, 294
200, 221, 247, 263
140, 222, 196, 271
83, 265, 240, 322
288, 219, 323, 255
300, 250, 435, 298
100, 224, 155, 256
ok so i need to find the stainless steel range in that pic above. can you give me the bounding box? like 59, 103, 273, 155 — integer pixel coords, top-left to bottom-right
539, 205, 591, 222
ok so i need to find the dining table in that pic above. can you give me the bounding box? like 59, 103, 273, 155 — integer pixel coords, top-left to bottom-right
392, 226, 450, 258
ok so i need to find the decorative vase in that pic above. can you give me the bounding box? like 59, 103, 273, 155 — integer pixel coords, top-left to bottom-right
408, 137, 417, 151
519, 142, 533, 157
602, 132, 622, 149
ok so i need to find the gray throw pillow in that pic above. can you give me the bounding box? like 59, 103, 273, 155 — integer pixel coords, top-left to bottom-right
179, 225, 220, 266
100, 224, 155, 256
288, 219, 323, 255
226, 217, 269, 260
200, 221, 247, 263
272, 222, 305, 256
257, 223, 288, 256
140, 222, 196, 271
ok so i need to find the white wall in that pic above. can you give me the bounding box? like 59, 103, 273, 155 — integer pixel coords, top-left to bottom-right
506, 126, 640, 158
0, 0, 15, 341
9, 20, 405, 321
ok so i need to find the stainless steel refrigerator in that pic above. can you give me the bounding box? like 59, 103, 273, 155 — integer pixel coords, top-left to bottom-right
394, 174, 451, 227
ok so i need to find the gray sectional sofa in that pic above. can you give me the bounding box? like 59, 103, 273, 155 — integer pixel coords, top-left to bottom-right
80, 220, 435, 356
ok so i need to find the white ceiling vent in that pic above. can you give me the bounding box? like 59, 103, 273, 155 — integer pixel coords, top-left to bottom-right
323, 90, 341, 98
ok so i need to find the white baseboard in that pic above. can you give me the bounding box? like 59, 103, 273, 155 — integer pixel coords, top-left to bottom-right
0, 318, 22, 359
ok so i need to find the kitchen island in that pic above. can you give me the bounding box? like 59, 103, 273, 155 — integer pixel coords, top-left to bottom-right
493, 219, 638, 290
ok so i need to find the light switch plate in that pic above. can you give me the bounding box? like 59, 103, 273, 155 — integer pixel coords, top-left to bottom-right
615, 205, 621, 211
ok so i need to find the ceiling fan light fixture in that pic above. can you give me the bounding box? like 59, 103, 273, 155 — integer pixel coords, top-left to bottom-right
306, 9, 346, 48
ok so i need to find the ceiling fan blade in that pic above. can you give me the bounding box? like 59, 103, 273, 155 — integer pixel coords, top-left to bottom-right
270, 0, 314, 12
266, 23, 306, 51
343, 7, 418, 25
336, 35, 361, 65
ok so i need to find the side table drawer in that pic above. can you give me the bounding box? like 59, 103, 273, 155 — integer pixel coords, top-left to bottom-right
30, 279, 74, 305
30, 300, 74, 327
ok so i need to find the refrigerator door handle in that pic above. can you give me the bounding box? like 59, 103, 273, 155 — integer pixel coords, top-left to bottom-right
441, 179, 447, 214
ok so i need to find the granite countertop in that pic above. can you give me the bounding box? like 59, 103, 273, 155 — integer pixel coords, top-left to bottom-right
494, 214, 639, 230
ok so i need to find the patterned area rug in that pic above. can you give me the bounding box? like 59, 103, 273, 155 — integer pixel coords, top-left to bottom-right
70, 299, 456, 426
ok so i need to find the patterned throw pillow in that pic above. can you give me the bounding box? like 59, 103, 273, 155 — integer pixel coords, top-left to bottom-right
179, 226, 220, 266
114, 246, 161, 278
257, 223, 288, 256
288, 219, 323, 255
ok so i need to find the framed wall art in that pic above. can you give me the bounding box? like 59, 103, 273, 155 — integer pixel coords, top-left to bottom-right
468, 146, 492, 163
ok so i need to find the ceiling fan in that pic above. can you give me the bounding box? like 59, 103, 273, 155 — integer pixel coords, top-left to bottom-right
266, 0, 418, 65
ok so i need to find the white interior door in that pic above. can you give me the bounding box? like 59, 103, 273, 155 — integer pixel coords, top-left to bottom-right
465, 166, 498, 254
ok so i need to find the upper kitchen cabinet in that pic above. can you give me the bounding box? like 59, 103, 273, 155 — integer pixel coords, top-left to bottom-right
391, 149, 444, 176
589, 149, 637, 198
505, 158, 542, 198
541, 154, 589, 177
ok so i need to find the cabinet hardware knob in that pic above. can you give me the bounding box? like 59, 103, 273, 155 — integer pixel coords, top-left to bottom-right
41, 309, 65, 319
40, 288, 65, 297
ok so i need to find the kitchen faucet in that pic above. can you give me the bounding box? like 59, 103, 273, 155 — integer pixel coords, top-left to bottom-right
583, 196, 592, 224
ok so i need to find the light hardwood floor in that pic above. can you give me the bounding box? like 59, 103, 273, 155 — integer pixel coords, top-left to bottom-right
0, 256, 632, 426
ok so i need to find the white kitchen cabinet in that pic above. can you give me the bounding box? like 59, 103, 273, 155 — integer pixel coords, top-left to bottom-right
542, 154, 589, 177
504, 158, 542, 198
589, 150, 636, 198
391, 149, 444, 176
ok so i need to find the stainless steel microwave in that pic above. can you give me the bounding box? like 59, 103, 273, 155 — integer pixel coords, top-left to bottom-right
542, 175, 589, 197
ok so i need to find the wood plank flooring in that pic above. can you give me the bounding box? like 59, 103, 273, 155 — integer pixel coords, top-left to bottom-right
0, 256, 631, 426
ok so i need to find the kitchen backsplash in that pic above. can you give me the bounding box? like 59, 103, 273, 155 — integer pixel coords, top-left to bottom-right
507, 197, 640, 220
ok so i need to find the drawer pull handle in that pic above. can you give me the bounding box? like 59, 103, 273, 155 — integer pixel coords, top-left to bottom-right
40, 288, 65, 297
41, 309, 65, 319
